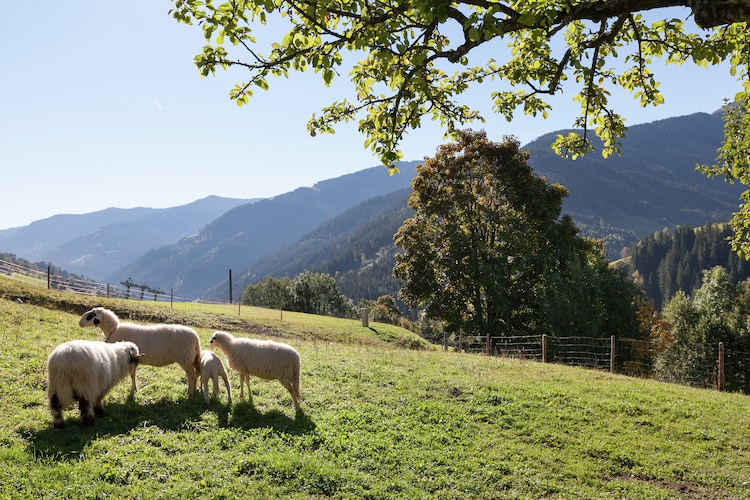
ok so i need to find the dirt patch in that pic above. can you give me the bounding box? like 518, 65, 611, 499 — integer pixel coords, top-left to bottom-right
603, 472, 732, 499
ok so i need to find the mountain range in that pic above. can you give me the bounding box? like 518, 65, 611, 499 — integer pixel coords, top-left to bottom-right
0, 111, 743, 301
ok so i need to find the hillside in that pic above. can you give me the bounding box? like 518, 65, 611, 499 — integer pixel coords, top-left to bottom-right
524, 111, 742, 257
109, 162, 420, 299
1, 112, 744, 301
2, 286, 749, 498
205, 188, 414, 301
227, 113, 743, 305
170, 112, 744, 300
0, 196, 252, 281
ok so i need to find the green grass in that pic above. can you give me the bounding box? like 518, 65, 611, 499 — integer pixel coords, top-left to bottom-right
1, 280, 749, 498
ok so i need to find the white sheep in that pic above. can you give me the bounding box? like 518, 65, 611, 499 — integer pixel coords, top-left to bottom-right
200, 350, 232, 406
47, 339, 144, 427
79, 307, 201, 396
208, 331, 301, 411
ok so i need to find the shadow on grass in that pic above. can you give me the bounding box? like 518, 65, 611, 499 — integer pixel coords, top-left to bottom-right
27, 394, 315, 462
228, 400, 314, 434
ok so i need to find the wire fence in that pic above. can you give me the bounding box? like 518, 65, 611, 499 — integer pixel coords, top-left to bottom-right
455, 332, 748, 392
0, 258, 230, 307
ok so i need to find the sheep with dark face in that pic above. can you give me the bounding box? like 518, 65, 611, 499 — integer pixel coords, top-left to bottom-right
79, 307, 201, 396
209, 331, 301, 411
47, 339, 143, 427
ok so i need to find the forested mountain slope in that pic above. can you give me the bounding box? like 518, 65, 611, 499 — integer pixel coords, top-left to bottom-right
109, 163, 420, 298
204, 188, 414, 301
623, 223, 750, 306
525, 112, 742, 258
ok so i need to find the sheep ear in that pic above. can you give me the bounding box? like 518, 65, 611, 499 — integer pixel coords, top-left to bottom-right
93, 317, 101, 325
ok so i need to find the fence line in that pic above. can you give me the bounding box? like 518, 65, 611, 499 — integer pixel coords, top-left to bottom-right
456, 332, 746, 392
0, 258, 229, 306
3, 258, 747, 391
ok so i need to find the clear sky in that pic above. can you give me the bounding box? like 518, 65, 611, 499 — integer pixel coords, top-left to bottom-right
0, 1, 743, 230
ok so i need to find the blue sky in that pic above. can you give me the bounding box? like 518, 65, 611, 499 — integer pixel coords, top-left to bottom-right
0, 1, 743, 230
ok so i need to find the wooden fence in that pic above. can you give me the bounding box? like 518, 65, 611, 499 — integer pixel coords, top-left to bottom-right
453, 333, 750, 392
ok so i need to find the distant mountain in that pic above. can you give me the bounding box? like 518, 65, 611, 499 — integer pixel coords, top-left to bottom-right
3, 112, 743, 303
108, 162, 420, 299
222, 112, 744, 304
0, 196, 253, 280
525, 112, 742, 258
204, 188, 414, 301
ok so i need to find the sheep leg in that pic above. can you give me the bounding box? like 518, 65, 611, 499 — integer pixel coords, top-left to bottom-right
281, 381, 301, 411
222, 373, 232, 405
93, 397, 106, 417
49, 393, 65, 428
240, 374, 253, 403
201, 374, 211, 405
78, 397, 95, 427
211, 376, 220, 398
129, 371, 138, 394
184, 365, 197, 396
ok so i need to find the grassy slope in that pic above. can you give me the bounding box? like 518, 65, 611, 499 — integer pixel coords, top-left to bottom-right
1, 277, 749, 499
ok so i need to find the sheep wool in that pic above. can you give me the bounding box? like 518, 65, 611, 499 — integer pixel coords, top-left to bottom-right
200, 350, 232, 406
209, 331, 301, 411
79, 307, 201, 396
47, 339, 143, 427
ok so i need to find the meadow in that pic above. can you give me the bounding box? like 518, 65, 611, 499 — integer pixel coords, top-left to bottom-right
0, 277, 749, 499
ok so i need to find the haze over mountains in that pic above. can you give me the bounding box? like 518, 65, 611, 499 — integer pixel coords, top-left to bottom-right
0, 111, 742, 301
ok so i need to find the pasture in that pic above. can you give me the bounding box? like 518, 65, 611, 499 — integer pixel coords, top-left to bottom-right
0, 280, 749, 498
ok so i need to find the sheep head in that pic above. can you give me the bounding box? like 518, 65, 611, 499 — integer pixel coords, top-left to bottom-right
209, 331, 232, 349
78, 307, 118, 337
123, 342, 145, 364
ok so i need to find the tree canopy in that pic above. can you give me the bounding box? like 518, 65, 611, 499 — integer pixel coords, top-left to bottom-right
393, 130, 642, 339
170, 0, 750, 250
170, 0, 749, 158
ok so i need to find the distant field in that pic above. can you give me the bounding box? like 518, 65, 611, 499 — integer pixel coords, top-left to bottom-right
1, 279, 749, 498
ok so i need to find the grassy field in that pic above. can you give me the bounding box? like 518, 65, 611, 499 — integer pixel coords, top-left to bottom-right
1, 277, 749, 498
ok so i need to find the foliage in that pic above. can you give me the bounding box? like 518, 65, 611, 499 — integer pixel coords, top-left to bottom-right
170, 0, 749, 164
700, 93, 750, 256
3, 297, 750, 498
655, 266, 750, 392
242, 272, 356, 318
290, 271, 355, 317
360, 295, 402, 325
242, 275, 294, 309
628, 222, 750, 307
394, 130, 641, 341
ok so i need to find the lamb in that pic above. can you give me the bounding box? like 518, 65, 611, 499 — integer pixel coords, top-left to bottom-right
47, 339, 144, 427
208, 331, 301, 411
200, 350, 232, 406
79, 307, 201, 396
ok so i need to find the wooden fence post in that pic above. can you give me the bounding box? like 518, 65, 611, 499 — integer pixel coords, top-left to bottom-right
610, 335, 616, 373
486, 331, 491, 356
542, 334, 547, 363
718, 342, 725, 391
228, 269, 232, 304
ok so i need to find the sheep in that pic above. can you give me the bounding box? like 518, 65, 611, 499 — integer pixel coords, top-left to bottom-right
47, 339, 144, 427
208, 331, 301, 411
79, 307, 201, 396
200, 350, 232, 406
